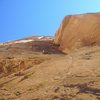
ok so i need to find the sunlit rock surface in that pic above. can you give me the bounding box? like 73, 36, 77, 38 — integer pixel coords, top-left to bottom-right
54, 12, 100, 53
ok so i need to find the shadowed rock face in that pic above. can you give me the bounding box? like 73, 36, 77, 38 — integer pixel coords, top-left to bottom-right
54, 12, 100, 53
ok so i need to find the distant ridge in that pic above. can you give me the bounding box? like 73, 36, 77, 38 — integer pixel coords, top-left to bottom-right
0, 36, 53, 46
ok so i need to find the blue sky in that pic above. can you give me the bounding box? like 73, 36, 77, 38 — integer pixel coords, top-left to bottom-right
0, 0, 100, 42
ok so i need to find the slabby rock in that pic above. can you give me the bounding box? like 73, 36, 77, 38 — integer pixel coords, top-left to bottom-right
54, 13, 100, 53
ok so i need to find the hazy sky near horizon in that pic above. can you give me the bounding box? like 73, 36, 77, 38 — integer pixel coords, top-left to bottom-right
0, 0, 100, 42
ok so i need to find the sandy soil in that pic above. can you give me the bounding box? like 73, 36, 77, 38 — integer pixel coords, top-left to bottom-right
0, 44, 100, 100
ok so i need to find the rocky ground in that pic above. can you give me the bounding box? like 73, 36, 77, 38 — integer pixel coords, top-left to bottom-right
0, 38, 100, 100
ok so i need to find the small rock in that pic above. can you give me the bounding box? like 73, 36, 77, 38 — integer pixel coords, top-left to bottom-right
15, 91, 21, 96
54, 87, 60, 93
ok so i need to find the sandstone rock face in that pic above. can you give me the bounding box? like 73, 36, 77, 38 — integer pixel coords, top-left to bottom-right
54, 13, 100, 53
0, 35, 100, 100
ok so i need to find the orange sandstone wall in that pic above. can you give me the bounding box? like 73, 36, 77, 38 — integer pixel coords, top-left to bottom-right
54, 13, 100, 53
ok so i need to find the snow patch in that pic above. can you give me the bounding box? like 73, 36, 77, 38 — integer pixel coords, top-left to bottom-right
14, 39, 33, 43
0, 39, 34, 46
38, 36, 44, 39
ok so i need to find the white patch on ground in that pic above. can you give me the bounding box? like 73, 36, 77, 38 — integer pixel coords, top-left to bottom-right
0, 39, 34, 46
0, 36, 53, 46
38, 36, 44, 39
14, 39, 34, 43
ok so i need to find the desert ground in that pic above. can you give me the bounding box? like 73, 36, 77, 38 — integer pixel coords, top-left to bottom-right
0, 38, 100, 100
